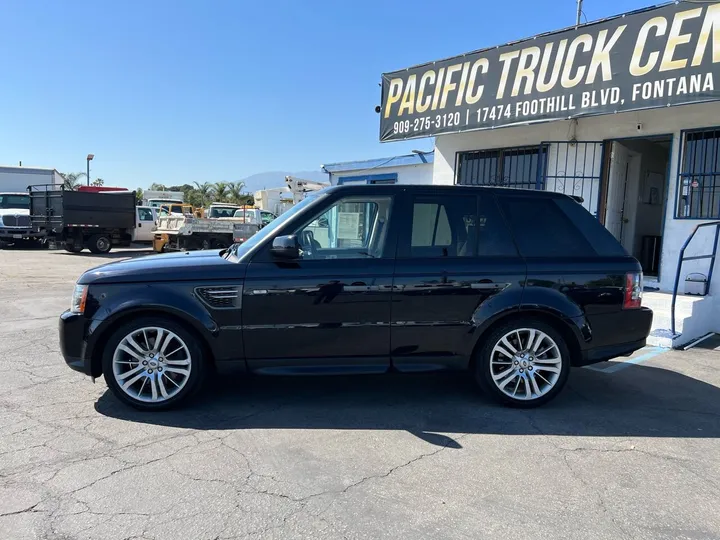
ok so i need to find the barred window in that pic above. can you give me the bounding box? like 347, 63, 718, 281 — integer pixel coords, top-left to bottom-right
457, 146, 546, 190
677, 129, 720, 219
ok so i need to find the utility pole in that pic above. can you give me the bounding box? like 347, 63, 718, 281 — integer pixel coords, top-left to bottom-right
576, 0, 583, 26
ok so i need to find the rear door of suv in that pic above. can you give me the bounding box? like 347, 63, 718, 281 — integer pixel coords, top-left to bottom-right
390, 189, 526, 371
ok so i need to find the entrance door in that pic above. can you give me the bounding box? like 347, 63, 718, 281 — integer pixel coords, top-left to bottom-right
605, 142, 632, 243
242, 192, 396, 373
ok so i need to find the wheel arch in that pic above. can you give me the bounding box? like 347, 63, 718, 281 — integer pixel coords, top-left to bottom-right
88, 307, 216, 377
469, 309, 585, 370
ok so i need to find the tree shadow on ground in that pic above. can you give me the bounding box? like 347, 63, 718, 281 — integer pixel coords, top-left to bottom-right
95, 364, 720, 447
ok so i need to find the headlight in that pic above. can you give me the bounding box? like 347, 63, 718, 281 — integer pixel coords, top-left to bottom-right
70, 284, 88, 314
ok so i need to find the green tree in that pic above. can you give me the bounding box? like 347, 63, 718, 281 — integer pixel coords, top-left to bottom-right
60, 172, 86, 190
227, 181, 246, 204
212, 182, 230, 202
193, 181, 213, 206
135, 188, 144, 204
91, 178, 105, 187
148, 183, 167, 191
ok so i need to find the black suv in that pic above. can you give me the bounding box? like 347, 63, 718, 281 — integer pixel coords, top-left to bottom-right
59, 185, 652, 410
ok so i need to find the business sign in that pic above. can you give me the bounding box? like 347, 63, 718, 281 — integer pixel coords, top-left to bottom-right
380, 2, 720, 141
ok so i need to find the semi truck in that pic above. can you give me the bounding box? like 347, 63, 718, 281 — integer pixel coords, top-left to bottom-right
29, 186, 139, 253
0, 166, 63, 246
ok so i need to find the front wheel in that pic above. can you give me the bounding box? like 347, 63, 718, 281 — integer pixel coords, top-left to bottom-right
102, 317, 206, 410
474, 319, 570, 408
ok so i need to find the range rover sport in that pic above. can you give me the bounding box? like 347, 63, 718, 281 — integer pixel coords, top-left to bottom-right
59, 184, 653, 410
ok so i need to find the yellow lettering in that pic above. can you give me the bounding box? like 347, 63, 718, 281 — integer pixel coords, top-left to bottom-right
440, 64, 463, 109
454, 62, 471, 107
398, 74, 417, 116
629, 17, 667, 76
660, 8, 703, 72
431, 68, 446, 110
586, 26, 626, 84
536, 40, 567, 93
692, 4, 720, 66
383, 78, 404, 118
465, 58, 489, 104
512, 47, 541, 97
496, 51, 520, 99
416, 70, 435, 113
561, 34, 593, 88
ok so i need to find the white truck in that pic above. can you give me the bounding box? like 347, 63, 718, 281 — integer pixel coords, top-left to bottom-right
143, 190, 184, 209
0, 166, 64, 246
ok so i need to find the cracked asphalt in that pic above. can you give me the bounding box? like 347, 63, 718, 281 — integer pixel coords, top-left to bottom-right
1, 247, 720, 540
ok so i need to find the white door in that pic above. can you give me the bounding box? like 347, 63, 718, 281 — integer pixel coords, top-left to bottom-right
604, 142, 632, 243
134, 207, 156, 242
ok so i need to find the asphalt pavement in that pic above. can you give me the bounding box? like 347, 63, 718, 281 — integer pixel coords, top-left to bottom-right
1, 247, 719, 540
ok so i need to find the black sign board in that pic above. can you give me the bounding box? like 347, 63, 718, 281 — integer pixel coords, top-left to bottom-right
380, 2, 720, 141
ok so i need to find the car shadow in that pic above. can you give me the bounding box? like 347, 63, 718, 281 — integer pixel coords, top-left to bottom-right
95, 364, 720, 447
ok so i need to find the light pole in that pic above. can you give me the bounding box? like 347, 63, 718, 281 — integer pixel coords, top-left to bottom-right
86, 154, 94, 186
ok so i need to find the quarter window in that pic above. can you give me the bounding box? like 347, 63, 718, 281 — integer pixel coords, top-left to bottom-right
677, 128, 720, 219
406, 196, 477, 258
295, 196, 392, 259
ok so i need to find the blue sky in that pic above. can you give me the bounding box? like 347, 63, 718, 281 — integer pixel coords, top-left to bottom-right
0, 0, 654, 188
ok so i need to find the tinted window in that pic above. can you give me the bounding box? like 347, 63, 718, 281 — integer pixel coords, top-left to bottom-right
477, 196, 518, 257
406, 196, 477, 257
554, 198, 626, 256
499, 196, 595, 257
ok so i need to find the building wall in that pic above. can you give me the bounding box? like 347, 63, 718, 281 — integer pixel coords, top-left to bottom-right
433, 101, 720, 295
329, 163, 433, 186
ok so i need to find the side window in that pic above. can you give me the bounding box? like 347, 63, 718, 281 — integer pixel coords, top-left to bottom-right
295, 196, 392, 259
498, 196, 595, 257
138, 208, 154, 221
261, 211, 275, 225
477, 196, 519, 257
406, 196, 477, 257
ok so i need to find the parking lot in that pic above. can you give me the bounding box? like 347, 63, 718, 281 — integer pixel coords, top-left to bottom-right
0, 247, 719, 540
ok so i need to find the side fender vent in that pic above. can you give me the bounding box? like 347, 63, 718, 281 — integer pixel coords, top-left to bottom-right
195, 286, 240, 309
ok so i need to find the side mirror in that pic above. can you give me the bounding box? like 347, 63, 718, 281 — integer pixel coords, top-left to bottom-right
271, 235, 300, 259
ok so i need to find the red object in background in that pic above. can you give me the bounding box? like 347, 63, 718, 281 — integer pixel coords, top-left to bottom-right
77, 186, 129, 193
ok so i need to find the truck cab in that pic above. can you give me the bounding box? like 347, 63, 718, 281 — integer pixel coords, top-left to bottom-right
0, 192, 40, 246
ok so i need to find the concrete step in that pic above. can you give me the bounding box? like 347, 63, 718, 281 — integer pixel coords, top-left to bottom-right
643, 291, 715, 348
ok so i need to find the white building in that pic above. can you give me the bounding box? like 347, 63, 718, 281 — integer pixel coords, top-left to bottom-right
0, 166, 64, 191
379, 2, 720, 347
322, 152, 434, 186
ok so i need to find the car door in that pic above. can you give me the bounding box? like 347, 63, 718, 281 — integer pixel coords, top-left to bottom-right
134, 207, 156, 242
242, 189, 398, 373
390, 190, 526, 371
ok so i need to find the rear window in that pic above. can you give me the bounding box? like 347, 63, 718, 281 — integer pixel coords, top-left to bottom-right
554, 197, 627, 256
498, 196, 601, 257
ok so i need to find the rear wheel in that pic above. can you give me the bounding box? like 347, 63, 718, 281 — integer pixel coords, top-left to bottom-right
88, 234, 112, 254
64, 243, 83, 253
474, 319, 570, 408
102, 317, 206, 410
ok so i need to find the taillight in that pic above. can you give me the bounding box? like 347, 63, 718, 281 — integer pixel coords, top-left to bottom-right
623, 272, 643, 309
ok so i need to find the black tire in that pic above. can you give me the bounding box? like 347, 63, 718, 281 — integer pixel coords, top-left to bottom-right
474, 318, 571, 408
102, 316, 206, 411
88, 234, 112, 254
64, 243, 83, 253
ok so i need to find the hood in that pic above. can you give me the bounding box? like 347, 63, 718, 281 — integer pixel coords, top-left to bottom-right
0, 208, 30, 216
78, 250, 245, 285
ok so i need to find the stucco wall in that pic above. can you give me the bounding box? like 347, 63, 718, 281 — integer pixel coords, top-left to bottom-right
330, 163, 433, 186
433, 101, 720, 295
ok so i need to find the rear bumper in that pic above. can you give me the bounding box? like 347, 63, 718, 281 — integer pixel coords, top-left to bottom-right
577, 307, 653, 366
59, 310, 92, 375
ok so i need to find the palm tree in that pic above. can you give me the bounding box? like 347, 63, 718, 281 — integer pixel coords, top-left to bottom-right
60, 172, 86, 190
212, 182, 230, 202
227, 181, 246, 204
91, 178, 105, 187
193, 181, 212, 206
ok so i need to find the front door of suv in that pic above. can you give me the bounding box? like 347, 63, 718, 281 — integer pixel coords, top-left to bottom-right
242, 192, 397, 373
390, 191, 526, 371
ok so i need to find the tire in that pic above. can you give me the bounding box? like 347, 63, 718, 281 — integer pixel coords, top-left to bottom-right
64, 243, 83, 253
88, 234, 112, 254
474, 319, 570, 408
102, 317, 206, 411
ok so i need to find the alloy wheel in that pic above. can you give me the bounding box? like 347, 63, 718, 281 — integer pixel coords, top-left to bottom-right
489, 328, 562, 401
112, 327, 192, 403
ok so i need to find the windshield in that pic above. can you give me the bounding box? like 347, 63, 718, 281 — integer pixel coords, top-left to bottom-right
209, 207, 238, 218
225, 192, 327, 262
0, 195, 30, 209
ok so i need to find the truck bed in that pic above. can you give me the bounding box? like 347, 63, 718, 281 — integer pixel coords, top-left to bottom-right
30, 187, 136, 232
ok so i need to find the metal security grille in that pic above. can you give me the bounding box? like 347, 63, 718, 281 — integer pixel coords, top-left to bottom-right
456, 146, 546, 190
677, 128, 720, 219
541, 141, 605, 216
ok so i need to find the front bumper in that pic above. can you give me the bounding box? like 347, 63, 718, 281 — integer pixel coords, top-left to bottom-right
59, 310, 92, 375
0, 228, 42, 239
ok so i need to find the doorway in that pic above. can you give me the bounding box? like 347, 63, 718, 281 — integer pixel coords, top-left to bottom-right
603, 136, 671, 278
